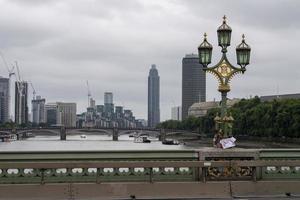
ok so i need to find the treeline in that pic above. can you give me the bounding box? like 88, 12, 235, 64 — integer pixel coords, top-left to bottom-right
157, 97, 300, 138
157, 108, 218, 134
0, 122, 48, 129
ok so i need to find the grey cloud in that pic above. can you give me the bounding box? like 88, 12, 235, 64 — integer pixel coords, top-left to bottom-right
180, 0, 300, 30
67, 0, 145, 19
0, 0, 299, 121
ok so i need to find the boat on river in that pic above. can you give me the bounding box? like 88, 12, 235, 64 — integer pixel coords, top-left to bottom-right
162, 139, 179, 145
80, 134, 87, 139
2, 134, 17, 142
134, 136, 151, 143
129, 132, 137, 137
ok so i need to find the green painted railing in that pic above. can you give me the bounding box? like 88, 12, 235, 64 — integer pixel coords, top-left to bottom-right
259, 149, 300, 179
0, 149, 300, 184
0, 150, 198, 161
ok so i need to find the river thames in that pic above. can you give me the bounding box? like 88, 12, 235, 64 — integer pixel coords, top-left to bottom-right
0, 134, 190, 151
1, 132, 300, 151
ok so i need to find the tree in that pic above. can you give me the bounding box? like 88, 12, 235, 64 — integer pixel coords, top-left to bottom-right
158, 98, 300, 138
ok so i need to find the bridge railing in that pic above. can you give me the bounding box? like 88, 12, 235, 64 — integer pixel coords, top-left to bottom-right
1, 160, 300, 184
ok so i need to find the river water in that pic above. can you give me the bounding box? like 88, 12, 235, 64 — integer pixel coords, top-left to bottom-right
1, 133, 299, 151
0, 134, 191, 151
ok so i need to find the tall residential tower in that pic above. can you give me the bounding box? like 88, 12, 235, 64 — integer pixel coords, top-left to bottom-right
15, 81, 28, 124
104, 92, 114, 118
57, 102, 77, 127
45, 102, 77, 127
148, 64, 160, 127
182, 54, 206, 119
32, 96, 46, 125
0, 77, 10, 124
171, 106, 182, 121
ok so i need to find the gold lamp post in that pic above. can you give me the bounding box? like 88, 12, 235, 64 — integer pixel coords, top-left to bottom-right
197, 16, 251, 139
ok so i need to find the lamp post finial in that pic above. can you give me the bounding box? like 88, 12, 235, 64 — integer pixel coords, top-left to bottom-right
223, 15, 227, 23
242, 34, 245, 42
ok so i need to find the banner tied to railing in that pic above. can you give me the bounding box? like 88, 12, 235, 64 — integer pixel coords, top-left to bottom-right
220, 137, 236, 149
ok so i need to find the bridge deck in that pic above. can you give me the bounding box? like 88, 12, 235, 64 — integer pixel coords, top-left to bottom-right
1, 181, 299, 200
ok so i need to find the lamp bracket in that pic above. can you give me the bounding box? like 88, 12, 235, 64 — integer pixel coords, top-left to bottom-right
204, 53, 246, 92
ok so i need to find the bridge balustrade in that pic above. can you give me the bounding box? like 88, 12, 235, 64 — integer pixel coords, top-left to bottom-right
1, 157, 300, 184
1, 149, 300, 199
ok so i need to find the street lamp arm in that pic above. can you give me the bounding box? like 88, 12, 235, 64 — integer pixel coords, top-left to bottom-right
203, 53, 246, 90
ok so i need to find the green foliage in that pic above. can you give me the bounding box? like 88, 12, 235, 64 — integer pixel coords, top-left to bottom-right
156, 109, 220, 135
158, 97, 300, 138
0, 121, 16, 129
230, 97, 300, 138
0, 121, 33, 129
156, 116, 200, 130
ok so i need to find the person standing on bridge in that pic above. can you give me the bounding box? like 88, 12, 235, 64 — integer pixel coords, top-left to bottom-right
213, 130, 222, 148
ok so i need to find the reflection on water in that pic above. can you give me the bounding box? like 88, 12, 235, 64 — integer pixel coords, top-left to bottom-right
0, 134, 189, 151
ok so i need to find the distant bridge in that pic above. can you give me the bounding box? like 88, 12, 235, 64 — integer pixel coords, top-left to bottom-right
0, 127, 199, 141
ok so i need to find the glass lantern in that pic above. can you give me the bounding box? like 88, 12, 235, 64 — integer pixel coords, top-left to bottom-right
236, 34, 251, 67
217, 16, 232, 49
198, 33, 213, 66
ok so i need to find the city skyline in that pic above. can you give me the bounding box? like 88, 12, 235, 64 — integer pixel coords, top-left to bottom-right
81, 91, 141, 128
0, 0, 300, 121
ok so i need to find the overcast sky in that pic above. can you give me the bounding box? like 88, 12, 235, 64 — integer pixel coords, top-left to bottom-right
0, 0, 299, 121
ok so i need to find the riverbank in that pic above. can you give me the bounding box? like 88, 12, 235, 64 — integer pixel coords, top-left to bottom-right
178, 137, 300, 149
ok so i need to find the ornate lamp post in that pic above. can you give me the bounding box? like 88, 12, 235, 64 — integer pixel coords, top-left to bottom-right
197, 16, 251, 139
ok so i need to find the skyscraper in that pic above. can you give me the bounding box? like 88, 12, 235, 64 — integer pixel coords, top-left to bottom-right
45, 103, 57, 126
182, 54, 206, 120
15, 81, 28, 124
0, 77, 10, 124
148, 64, 160, 127
56, 102, 77, 127
171, 106, 182, 121
90, 98, 96, 108
104, 92, 113, 104
32, 96, 46, 125
115, 106, 123, 119
104, 92, 114, 118
96, 105, 104, 113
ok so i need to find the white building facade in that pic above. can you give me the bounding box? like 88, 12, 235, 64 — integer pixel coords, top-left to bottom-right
171, 106, 182, 121
45, 102, 76, 127
57, 102, 77, 127
32, 96, 46, 124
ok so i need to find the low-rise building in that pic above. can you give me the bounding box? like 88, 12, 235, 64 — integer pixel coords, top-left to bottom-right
188, 98, 240, 118
260, 93, 300, 102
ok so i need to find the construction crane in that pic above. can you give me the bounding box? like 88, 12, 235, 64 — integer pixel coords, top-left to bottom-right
0, 52, 15, 78
86, 80, 92, 108
15, 61, 22, 82
15, 61, 25, 124
29, 81, 36, 100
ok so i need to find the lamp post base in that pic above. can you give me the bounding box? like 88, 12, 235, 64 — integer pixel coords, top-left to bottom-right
213, 112, 234, 148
